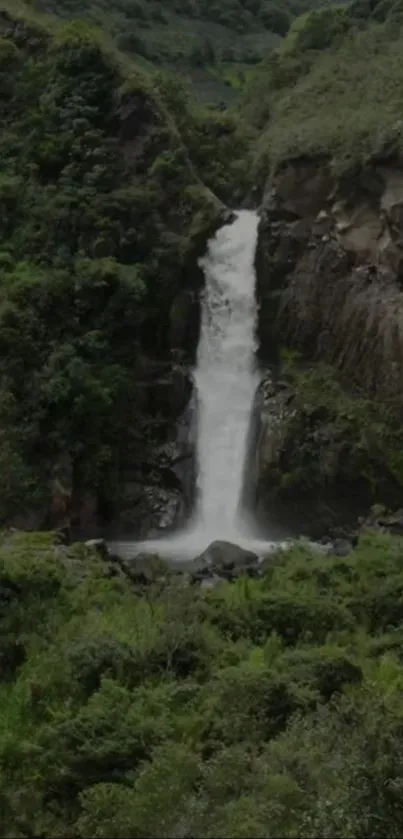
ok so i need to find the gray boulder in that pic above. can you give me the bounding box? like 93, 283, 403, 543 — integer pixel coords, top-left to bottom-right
329, 538, 353, 557
191, 540, 259, 582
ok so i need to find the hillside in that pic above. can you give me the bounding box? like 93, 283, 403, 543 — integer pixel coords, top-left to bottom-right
249, 0, 403, 530
0, 1, 253, 536
4, 2, 403, 838
245, 0, 403, 172
26, 0, 339, 101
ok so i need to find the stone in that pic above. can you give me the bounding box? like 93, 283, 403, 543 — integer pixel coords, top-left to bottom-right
377, 513, 403, 535
169, 289, 200, 357
191, 540, 259, 581
329, 538, 353, 557
114, 483, 185, 539
145, 366, 193, 419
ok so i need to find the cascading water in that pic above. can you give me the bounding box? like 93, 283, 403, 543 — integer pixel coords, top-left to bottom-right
191, 209, 260, 539
110, 210, 279, 559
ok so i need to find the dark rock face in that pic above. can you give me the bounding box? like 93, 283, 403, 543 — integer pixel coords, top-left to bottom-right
252, 371, 376, 540
191, 540, 259, 582
254, 156, 403, 536
106, 367, 196, 540
256, 156, 403, 406
359, 506, 403, 536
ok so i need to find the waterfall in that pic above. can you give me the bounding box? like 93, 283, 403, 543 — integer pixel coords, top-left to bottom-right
191, 210, 260, 538
110, 210, 279, 559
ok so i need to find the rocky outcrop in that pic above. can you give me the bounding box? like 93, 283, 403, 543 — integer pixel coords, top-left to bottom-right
256, 155, 403, 411
251, 372, 371, 538
191, 540, 260, 582
255, 157, 403, 533
101, 363, 197, 540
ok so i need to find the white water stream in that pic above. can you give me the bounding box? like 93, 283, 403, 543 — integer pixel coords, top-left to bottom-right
191, 209, 260, 536
110, 210, 280, 560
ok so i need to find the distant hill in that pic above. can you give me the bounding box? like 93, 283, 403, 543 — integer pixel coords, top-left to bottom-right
28, 0, 339, 102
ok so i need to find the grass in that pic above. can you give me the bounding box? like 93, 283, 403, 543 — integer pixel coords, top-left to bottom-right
252, 18, 403, 173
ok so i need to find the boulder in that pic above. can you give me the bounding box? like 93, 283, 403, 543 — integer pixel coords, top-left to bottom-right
191, 540, 259, 582
359, 507, 403, 536
329, 538, 353, 557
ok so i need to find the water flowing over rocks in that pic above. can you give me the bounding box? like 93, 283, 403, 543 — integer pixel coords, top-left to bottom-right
110, 210, 275, 561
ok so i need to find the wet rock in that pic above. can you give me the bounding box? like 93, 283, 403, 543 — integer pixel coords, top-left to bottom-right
191, 540, 259, 582
255, 381, 295, 476
169, 289, 200, 357
359, 506, 403, 536
142, 365, 193, 419
378, 513, 403, 534
329, 538, 353, 557
154, 392, 197, 512
108, 360, 196, 539
115, 484, 185, 539
85, 538, 109, 558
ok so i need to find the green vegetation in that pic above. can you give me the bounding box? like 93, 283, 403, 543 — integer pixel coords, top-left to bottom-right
246, 0, 403, 173
3, 1, 403, 836
0, 3, 253, 526
267, 360, 403, 504
3, 528, 403, 835
24, 0, 339, 102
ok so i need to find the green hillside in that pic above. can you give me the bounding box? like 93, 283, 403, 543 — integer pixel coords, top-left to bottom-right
27, 0, 340, 101
244, 0, 403, 175
4, 1, 403, 837
0, 0, 253, 529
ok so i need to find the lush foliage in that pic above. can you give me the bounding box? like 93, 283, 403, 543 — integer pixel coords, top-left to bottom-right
22, 0, 340, 102
270, 359, 403, 503
245, 0, 403, 173
0, 4, 253, 525
3, 528, 403, 836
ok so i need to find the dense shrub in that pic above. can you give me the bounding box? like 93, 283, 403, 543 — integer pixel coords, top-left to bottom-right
2, 530, 403, 836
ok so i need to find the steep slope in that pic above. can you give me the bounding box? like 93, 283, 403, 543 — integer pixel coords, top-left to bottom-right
0, 3, 244, 536
249, 0, 403, 531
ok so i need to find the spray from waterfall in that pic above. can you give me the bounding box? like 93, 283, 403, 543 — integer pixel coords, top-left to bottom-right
110, 210, 278, 559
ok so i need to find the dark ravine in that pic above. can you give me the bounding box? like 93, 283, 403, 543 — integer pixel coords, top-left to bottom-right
3, 5, 403, 549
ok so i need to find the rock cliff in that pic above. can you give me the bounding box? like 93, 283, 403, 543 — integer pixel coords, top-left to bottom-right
255, 152, 403, 534
257, 153, 403, 401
